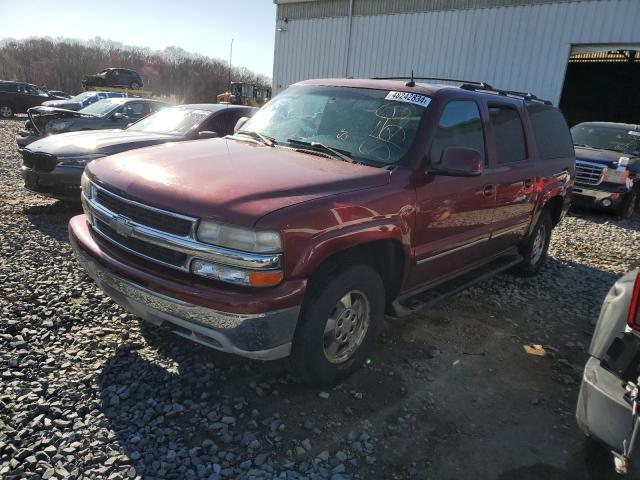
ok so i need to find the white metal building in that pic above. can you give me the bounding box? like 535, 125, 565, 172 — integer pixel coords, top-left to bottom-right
272, 0, 640, 124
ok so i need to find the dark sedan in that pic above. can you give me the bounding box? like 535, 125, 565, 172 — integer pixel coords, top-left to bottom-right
21, 104, 256, 199
16, 98, 168, 150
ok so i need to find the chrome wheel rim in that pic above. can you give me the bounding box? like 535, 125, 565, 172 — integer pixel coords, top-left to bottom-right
323, 290, 370, 364
531, 224, 546, 265
0, 106, 12, 117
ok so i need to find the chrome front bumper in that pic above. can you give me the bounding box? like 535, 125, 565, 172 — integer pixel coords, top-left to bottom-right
70, 234, 299, 360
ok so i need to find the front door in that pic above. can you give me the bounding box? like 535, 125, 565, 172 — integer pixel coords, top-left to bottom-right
484, 101, 538, 251
410, 99, 495, 289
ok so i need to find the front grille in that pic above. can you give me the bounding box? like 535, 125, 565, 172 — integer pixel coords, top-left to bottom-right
95, 189, 194, 237
95, 219, 188, 268
22, 150, 57, 172
576, 160, 606, 186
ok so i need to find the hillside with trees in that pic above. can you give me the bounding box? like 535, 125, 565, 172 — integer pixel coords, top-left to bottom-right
0, 37, 270, 103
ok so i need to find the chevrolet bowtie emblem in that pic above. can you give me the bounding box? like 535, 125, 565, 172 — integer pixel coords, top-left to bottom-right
111, 215, 134, 238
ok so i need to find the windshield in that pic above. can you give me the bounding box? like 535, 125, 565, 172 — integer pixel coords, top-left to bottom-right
571, 124, 640, 156
126, 108, 211, 135
239, 85, 430, 166
79, 99, 124, 116
71, 92, 96, 102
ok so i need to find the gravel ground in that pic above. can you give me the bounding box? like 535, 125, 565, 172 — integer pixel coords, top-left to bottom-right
1, 116, 640, 480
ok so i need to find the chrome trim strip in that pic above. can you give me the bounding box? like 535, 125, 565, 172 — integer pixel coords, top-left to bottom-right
491, 223, 529, 239
83, 192, 283, 271
416, 237, 488, 265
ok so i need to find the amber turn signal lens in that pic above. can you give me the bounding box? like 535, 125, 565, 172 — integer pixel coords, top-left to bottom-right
248, 270, 284, 287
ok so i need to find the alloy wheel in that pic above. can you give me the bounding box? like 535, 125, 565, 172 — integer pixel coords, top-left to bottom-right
323, 290, 370, 364
0, 106, 12, 118
531, 223, 546, 265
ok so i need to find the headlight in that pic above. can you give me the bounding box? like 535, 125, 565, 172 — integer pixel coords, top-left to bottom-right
197, 220, 282, 253
80, 173, 95, 199
58, 154, 106, 167
50, 121, 72, 132
603, 168, 630, 185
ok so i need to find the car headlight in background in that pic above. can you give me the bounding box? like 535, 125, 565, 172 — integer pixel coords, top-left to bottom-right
58, 154, 106, 167
197, 220, 282, 253
49, 121, 73, 132
80, 173, 95, 199
603, 168, 630, 185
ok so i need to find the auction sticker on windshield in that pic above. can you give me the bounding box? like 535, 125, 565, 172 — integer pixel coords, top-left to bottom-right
385, 91, 431, 108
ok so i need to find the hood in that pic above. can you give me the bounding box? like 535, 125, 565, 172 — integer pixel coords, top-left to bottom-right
575, 146, 638, 168
27, 106, 94, 134
41, 100, 82, 110
87, 138, 391, 226
25, 129, 175, 157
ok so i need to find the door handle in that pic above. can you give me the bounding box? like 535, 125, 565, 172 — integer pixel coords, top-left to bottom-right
483, 184, 495, 197
523, 178, 533, 188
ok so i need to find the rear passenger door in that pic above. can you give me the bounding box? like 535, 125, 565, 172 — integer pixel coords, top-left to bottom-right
485, 100, 538, 251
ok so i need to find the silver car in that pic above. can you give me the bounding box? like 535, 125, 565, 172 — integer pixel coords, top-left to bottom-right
577, 268, 640, 475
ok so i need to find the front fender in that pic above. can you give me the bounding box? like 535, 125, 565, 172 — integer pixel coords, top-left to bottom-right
290, 218, 411, 279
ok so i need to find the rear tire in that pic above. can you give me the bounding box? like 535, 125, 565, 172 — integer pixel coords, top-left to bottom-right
292, 264, 385, 386
0, 105, 14, 118
618, 187, 638, 219
130, 82, 141, 89
513, 209, 552, 277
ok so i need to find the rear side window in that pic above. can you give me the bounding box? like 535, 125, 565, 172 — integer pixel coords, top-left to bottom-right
489, 106, 527, 164
0, 83, 18, 93
526, 104, 574, 159
430, 100, 485, 165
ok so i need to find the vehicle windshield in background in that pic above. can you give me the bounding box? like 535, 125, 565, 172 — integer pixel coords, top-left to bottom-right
70, 92, 96, 102
78, 99, 123, 116
239, 85, 430, 166
571, 124, 640, 156
126, 108, 210, 135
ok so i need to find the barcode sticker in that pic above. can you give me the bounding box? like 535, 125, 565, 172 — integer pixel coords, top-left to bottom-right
385, 91, 431, 108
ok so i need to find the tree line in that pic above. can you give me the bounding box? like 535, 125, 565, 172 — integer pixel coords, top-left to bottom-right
0, 37, 270, 103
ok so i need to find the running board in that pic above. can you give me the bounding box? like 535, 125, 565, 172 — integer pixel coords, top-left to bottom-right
391, 254, 523, 317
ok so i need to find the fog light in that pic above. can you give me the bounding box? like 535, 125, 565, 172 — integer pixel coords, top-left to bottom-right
602, 198, 612, 207
191, 259, 283, 287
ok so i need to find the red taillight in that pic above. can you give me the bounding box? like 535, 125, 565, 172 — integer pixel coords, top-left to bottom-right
627, 273, 640, 332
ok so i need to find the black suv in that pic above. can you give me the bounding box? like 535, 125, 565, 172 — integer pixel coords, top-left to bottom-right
82, 68, 144, 90
0, 81, 66, 118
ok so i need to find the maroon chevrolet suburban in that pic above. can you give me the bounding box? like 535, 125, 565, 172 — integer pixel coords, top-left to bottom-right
69, 78, 575, 385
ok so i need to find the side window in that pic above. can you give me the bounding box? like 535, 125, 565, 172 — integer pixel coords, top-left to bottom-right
430, 100, 485, 165
0, 84, 18, 93
206, 111, 231, 135
526, 104, 574, 159
489, 105, 527, 164
123, 102, 149, 119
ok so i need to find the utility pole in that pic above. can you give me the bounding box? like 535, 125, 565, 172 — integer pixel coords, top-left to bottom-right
229, 39, 233, 90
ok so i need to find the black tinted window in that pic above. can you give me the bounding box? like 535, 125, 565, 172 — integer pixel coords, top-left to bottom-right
526, 104, 574, 159
0, 84, 18, 93
489, 106, 526, 164
430, 100, 485, 165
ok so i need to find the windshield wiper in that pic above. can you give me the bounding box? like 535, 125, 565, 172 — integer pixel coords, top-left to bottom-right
574, 143, 592, 148
287, 138, 354, 163
236, 130, 275, 147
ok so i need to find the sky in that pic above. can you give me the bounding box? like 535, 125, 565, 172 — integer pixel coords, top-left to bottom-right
0, 0, 277, 77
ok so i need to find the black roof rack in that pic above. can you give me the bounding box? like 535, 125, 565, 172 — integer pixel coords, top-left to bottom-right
371, 75, 487, 86
460, 82, 552, 105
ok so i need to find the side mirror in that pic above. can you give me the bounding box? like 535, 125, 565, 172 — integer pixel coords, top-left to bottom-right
198, 130, 219, 139
234, 117, 249, 134
430, 147, 483, 177
112, 112, 125, 120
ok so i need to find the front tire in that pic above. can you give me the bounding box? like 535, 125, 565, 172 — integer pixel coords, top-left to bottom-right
292, 264, 385, 386
618, 187, 638, 219
0, 105, 14, 118
513, 209, 552, 277
130, 82, 141, 89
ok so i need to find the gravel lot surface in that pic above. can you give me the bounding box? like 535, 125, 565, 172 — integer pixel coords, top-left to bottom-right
1, 116, 640, 480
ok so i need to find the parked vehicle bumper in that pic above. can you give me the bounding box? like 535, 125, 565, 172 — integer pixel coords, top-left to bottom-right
576, 356, 634, 451
572, 184, 628, 209
21, 164, 82, 200
68, 215, 304, 360
15, 130, 40, 150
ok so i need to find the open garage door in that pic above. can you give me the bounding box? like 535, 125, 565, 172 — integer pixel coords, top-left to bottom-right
559, 44, 640, 126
